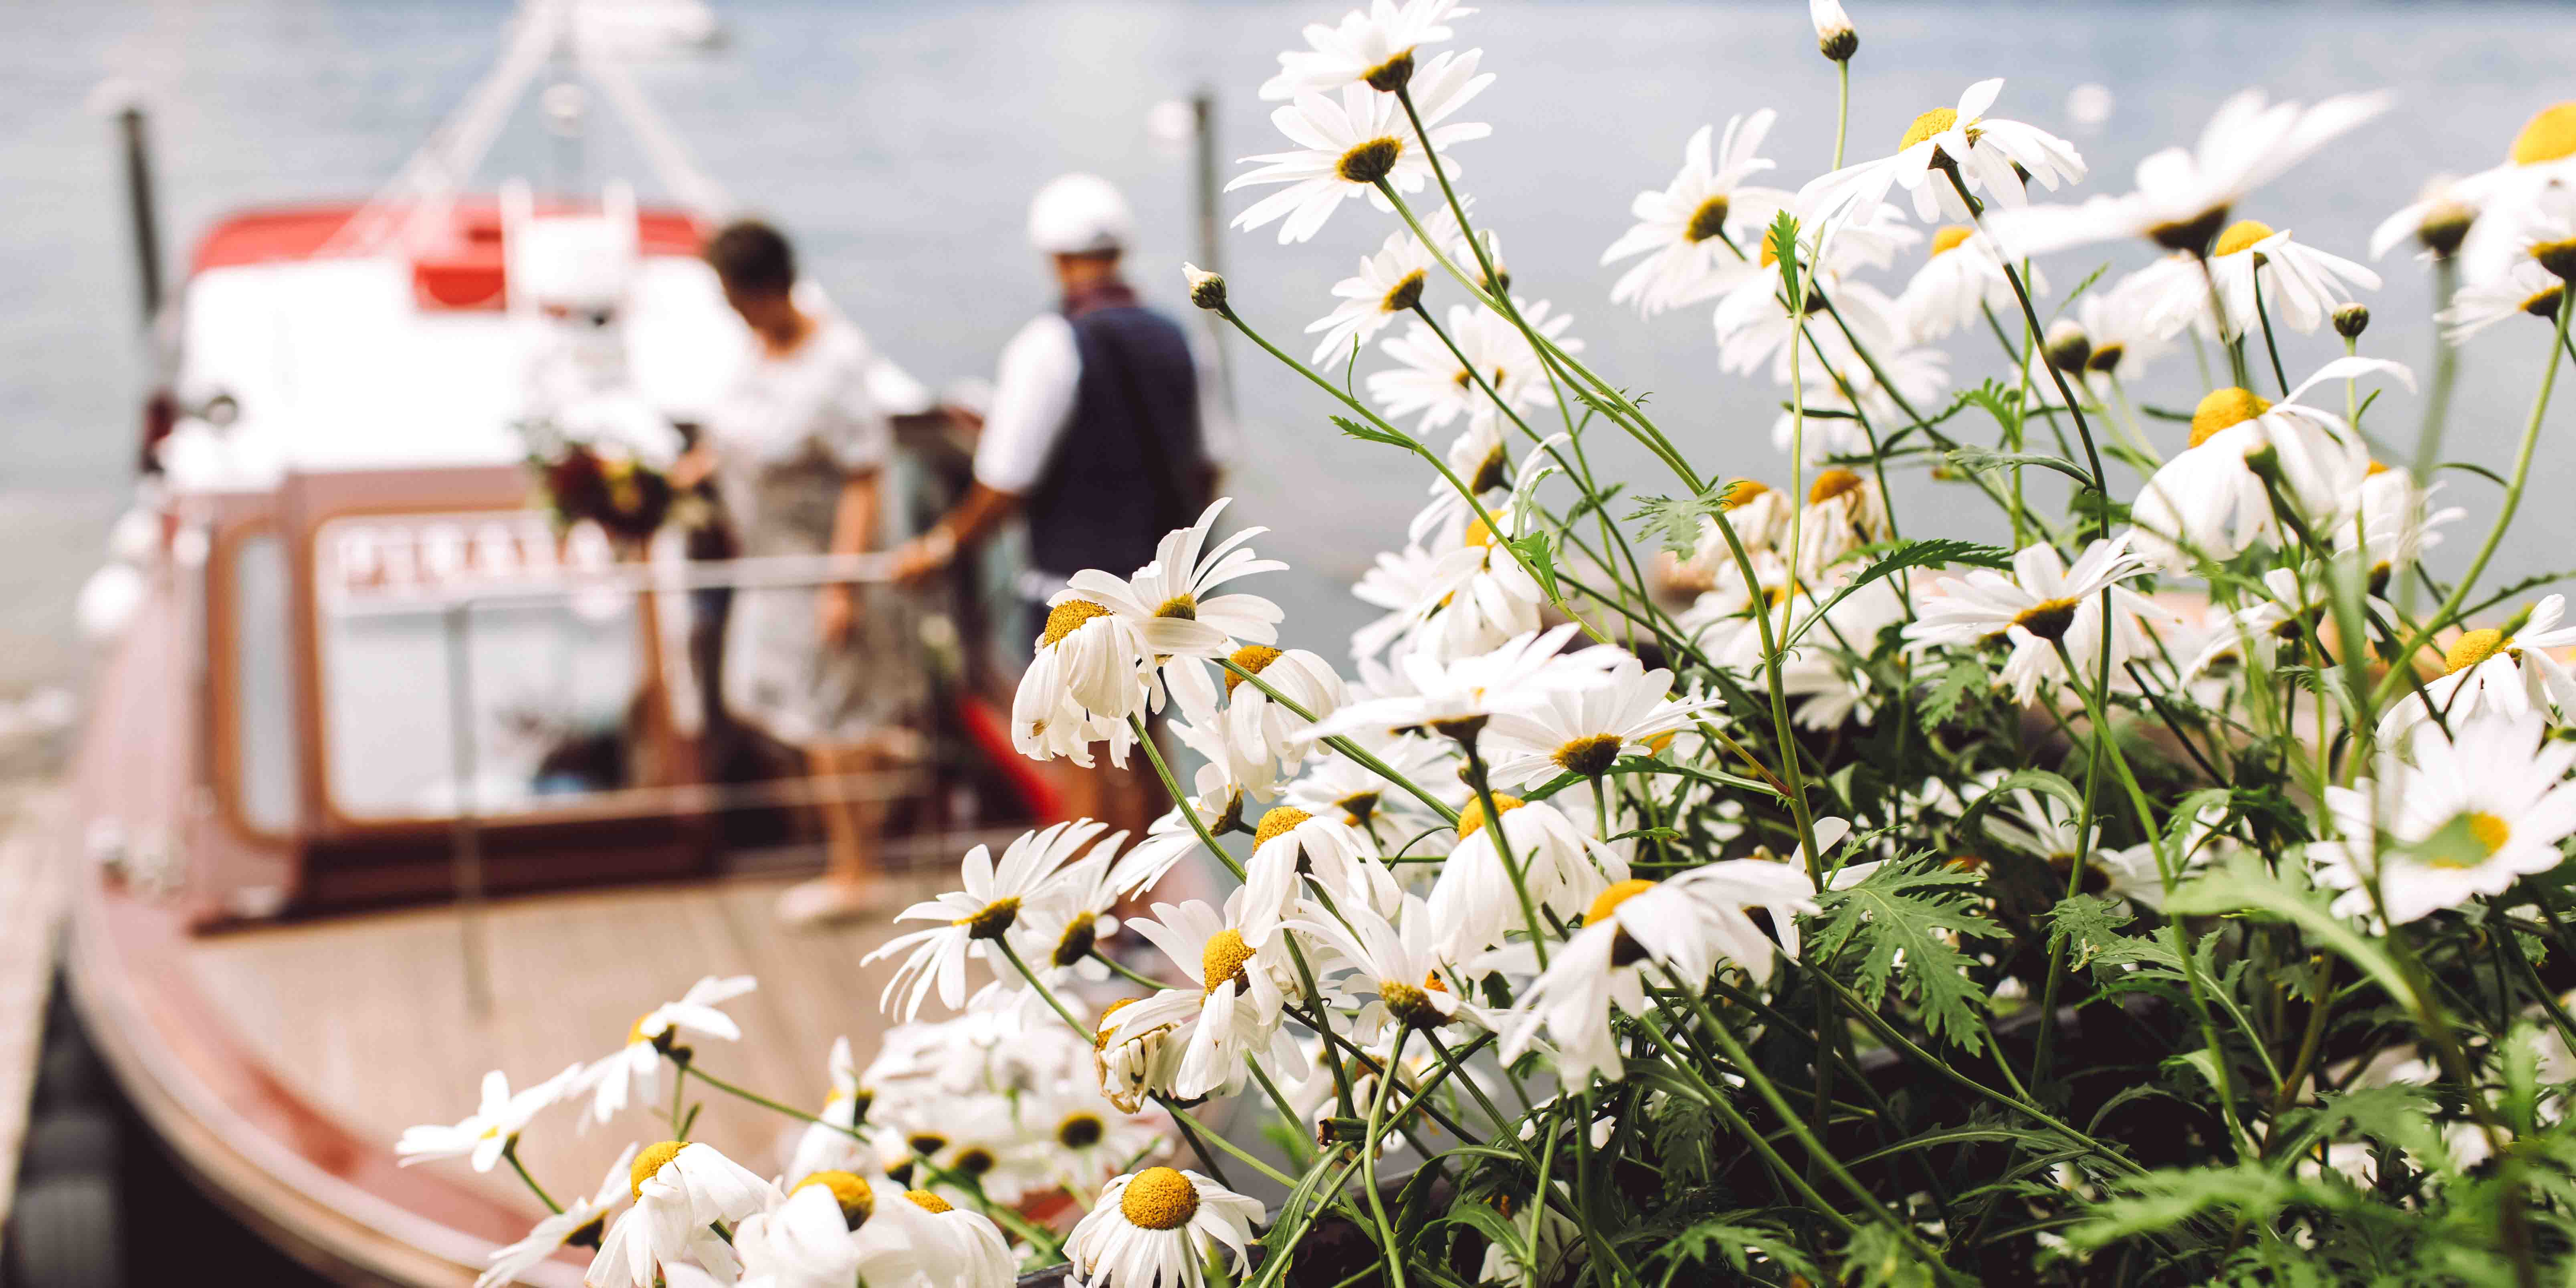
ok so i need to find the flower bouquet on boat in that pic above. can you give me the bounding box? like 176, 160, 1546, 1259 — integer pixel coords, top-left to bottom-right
390, 1, 2576, 1284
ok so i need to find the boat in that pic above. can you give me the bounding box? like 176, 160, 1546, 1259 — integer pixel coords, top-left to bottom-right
52, 5, 1078, 1283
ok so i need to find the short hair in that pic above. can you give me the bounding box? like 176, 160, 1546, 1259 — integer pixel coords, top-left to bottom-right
704, 220, 796, 296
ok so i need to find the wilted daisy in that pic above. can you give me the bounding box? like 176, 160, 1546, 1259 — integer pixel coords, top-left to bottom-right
1903, 536, 2166, 704
1800, 78, 2085, 227
1477, 655, 1718, 788
1600, 111, 1795, 315
1039, 499, 1288, 725
2377, 594, 2576, 743
1114, 892, 1312, 1100
1307, 224, 1439, 364
1259, 0, 1474, 99
1897, 225, 2032, 339
478, 1145, 633, 1288
397, 1063, 582, 1172
1092, 995, 1189, 1113
1241, 803, 1398, 946
865, 819, 1115, 1022
1991, 89, 2386, 257
1429, 793, 1631, 961
588, 1141, 780, 1286
2439, 258, 2564, 344
2128, 218, 2380, 338
581, 975, 756, 1126
2312, 711, 2576, 925
2129, 358, 2412, 569
1231, 49, 1493, 244
1066, 1167, 1265, 1288
1491, 864, 1812, 1084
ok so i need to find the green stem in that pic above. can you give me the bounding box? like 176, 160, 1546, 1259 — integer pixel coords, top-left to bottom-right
501, 1139, 561, 1214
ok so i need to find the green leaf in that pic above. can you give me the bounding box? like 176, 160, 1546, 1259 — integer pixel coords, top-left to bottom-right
1768, 211, 1803, 310
1651, 1215, 1819, 1287
1507, 529, 1563, 602
1627, 482, 1740, 557
1838, 1225, 1938, 1288
1917, 657, 1991, 729
1331, 413, 1411, 449
1945, 444, 2097, 487
1779, 537, 2014, 653
2162, 856, 2416, 1012
2045, 893, 2172, 976
1807, 854, 2009, 1046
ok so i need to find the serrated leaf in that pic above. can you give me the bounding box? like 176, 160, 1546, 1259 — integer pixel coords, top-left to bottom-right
1807, 855, 2009, 1047
2163, 856, 2414, 1011
1780, 538, 2015, 653
1946, 444, 2097, 487
1508, 529, 1562, 602
1332, 413, 1411, 449
1768, 210, 1803, 310
1652, 1215, 1820, 1287
1627, 483, 1740, 557
1918, 656, 1991, 728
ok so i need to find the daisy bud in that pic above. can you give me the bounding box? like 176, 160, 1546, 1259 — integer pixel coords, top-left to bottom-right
2334, 304, 2371, 339
2417, 200, 2474, 259
2042, 321, 2091, 374
1810, 0, 1857, 61
1183, 263, 1227, 311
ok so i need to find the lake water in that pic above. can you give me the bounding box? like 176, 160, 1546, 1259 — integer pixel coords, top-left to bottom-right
5, 0, 2572, 697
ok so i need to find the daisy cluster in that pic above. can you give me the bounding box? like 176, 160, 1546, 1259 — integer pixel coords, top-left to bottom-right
404, 1, 2576, 1284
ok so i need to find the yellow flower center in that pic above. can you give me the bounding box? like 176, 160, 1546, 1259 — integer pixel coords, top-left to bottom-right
952, 896, 1022, 940
1423, 969, 1450, 993
625, 1013, 656, 1047
1223, 645, 1284, 696
1255, 806, 1313, 846
1808, 467, 1865, 505
1552, 732, 1626, 778
1900, 107, 1959, 152
1380, 979, 1438, 1027
1722, 478, 1772, 510
2427, 810, 2515, 868
1058, 1112, 1106, 1149
1929, 225, 1973, 258
1052, 913, 1099, 968
2445, 627, 2513, 673
793, 1170, 876, 1229
2188, 387, 2272, 447
2533, 237, 2576, 281
630, 1141, 685, 1198
1043, 598, 1114, 647
1362, 48, 1415, 93
1154, 593, 1199, 620
2524, 284, 2565, 319
2086, 342, 2125, 374
1203, 929, 1256, 996
1758, 239, 1778, 269
1119, 1167, 1202, 1230
2510, 103, 2576, 166
1338, 136, 1405, 184
1685, 194, 1731, 244
1462, 506, 1505, 549
2211, 220, 2276, 259
1455, 794, 1527, 840
2011, 597, 2082, 642
904, 1189, 953, 1214
1586, 878, 1657, 925
1381, 268, 1427, 315
1094, 997, 1137, 1052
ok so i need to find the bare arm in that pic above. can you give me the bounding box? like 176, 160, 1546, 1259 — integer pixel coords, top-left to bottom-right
818, 469, 882, 644
891, 481, 1020, 585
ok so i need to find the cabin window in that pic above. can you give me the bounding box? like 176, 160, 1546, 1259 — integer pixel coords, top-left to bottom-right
228, 533, 299, 834
313, 514, 646, 820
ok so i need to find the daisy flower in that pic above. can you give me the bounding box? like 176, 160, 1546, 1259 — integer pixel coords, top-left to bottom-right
1310, 623, 1621, 745
1114, 892, 1313, 1100
1240, 803, 1398, 946
2371, 173, 2478, 263
2126, 218, 2379, 338
1429, 794, 1631, 962
2334, 466, 2459, 594
580, 975, 757, 1126
1167, 642, 1347, 767
588, 1141, 780, 1286
783, 1037, 870, 1183
2377, 594, 2576, 743
865, 819, 1115, 1022
2445, 102, 2576, 285
733, 1177, 865, 1288
1600, 111, 1795, 315
1368, 299, 1575, 433
1989, 89, 2386, 258
858, 1187, 1018, 1288
1491, 865, 1812, 1084
1800, 78, 2085, 228
1980, 786, 2166, 907
1066, 1167, 1266, 1288
1793, 468, 1893, 578
1230, 49, 1493, 244
1713, 221, 1915, 378
1306, 224, 1437, 365
2129, 357, 2413, 569
1092, 996, 1190, 1114
1902, 536, 2166, 705
1259, 0, 1474, 100
1287, 893, 1480, 1038
2312, 711, 2576, 925
1038, 499, 1288, 725
2439, 258, 2564, 344
1284, 727, 1458, 844
2071, 268, 2173, 384
1477, 655, 1718, 789
397, 1063, 583, 1172
478, 1145, 634, 1288
1897, 225, 2033, 339
1022, 1086, 1167, 1193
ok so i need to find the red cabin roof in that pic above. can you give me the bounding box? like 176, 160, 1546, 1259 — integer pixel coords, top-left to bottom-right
189, 200, 711, 277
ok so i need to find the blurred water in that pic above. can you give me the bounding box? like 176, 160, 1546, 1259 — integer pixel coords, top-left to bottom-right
5, 0, 2572, 694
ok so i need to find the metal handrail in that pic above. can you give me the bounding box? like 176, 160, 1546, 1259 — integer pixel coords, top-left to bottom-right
322, 547, 904, 618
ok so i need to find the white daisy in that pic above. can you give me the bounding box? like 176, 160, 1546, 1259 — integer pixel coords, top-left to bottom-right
1478, 655, 1718, 789
2377, 594, 2576, 743
1241, 804, 1399, 947
1287, 893, 1479, 1039
587, 1141, 780, 1287
2439, 258, 2564, 345
478, 1145, 634, 1288
857, 1187, 1018, 1288
2126, 218, 2379, 339
1260, 0, 1475, 100
1712, 221, 1915, 379
1429, 794, 1630, 962
1066, 1167, 1266, 1288
865, 820, 1114, 1022
579, 976, 757, 1126
1310, 624, 1621, 746
1600, 111, 1795, 315
1307, 224, 1438, 365
1021, 1087, 1168, 1193
397, 1063, 583, 1173
1114, 892, 1313, 1100
1041, 499, 1289, 726
1368, 298, 1577, 433
2312, 711, 2576, 925
1284, 728, 1459, 847
2334, 466, 2459, 594
1231, 49, 1494, 244
1897, 225, 2032, 339
2129, 357, 2413, 569
783, 1037, 870, 1183
2071, 268, 2174, 383
733, 1177, 865, 1288
1168, 643, 1347, 770
1990, 88, 2386, 258
2445, 103, 2576, 285
1902, 536, 2166, 705
2370, 173, 2478, 263
1800, 78, 2085, 227
1092, 995, 1191, 1114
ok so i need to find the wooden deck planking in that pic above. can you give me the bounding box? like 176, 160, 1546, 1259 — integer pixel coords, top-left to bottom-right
185, 870, 947, 1221
0, 787, 68, 1232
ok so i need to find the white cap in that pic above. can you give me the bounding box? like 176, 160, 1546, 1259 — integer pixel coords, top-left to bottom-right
1027, 173, 1135, 255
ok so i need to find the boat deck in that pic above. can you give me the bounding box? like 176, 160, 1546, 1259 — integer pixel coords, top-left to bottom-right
188, 867, 953, 1221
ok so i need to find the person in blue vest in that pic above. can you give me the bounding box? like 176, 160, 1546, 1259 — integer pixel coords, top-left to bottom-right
892, 173, 1229, 838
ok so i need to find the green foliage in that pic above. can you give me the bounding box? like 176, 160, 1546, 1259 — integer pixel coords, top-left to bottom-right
1628, 482, 1740, 555
1807, 854, 2010, 1046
